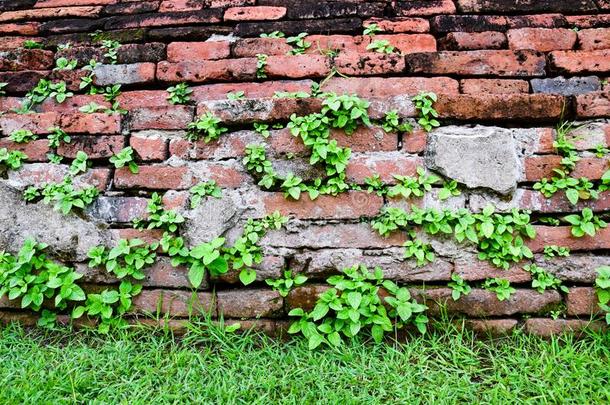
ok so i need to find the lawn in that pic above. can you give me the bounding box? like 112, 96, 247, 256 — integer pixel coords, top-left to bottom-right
0, 320, 608, 404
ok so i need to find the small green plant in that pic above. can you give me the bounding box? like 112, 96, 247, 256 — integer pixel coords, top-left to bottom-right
166, 82, 192, 105
366, 39, 395, 54
110, 147, 139, 174
403, 239, 434, 266
412, 92, 440, 132
243, 144, 277, 190
364, 174, 388, 197
0, 148, 27, 171
253, 122, 270, 138
286, 33, 311, 55
47, 153, 62, 164
9, 129, 37, 144
387, 167, 439, 199
186, 112, 228, 142
23, 40, 43, 49
24, 178, 99, 215
381, 110, 412, 133
543, 245, 570, 258
48, 81, 73, 104
165, 236, 228, 289
288, 265, 427, 349
0, 82, 7, 96
79, 102, 105, 114
133, 193, 185, 233
47, 127, 71, 149
256, 54, 268, 79
227, 91, 245, 100
448, 273, 471, 300
523, 264, 568, 294
260, 31, 285, 39
101, 39, 120, 64
265, 270, 308, 297
53, 57, 77, 71
594, 266, 610, 324
69, 151, 89, 175
87, 239, 157, 280
439, 180, 460, 200
563, 208, 607, 237
189, 181, 222, 209
594, 144, 609, 158
483, 278, 515, 301
363, 23, 382, 36
57, 42, 71, 51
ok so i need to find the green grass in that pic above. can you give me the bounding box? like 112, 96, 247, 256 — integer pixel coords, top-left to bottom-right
0, 320, 608, 404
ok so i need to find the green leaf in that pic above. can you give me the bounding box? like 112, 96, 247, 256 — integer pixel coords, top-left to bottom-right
308, 333, 324, 350
188, 262, 205, 288
239, 269, 257, 285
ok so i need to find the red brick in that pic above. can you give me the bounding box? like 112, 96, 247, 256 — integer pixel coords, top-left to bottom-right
524, 318, 606, 336
578, 28, 610, 50
167, 41, 230, 62
105, 10, 222, 30
190, 161, 247, 188
516, 189, 610, 213
460, 78, 529, 94
304, 35, 370, 55
576, 91, 610, 118
114, 165, 194, 190
35, 0, 116, 6
9, 163, 110, 190
116, 90, 172, 110
159, 0, 204, 12
231, 38, 292, 57
111, 228, 164, 245
39, 95, 111, 113
364, 17, 430, 33
130, 132, 168, 161
435, 94, 564, 120
0, 112, 57, 135
132, 290, 215, 317
59, 113, 121, 134
373, 34, 437, 53
403, 129, 427, 153
566, 287, 600, 315
190, 80, 313, 101
549, 50, 610, 74
196, 97, 321, 124
0, 36, 44, 50
524, 156, 609, 181
457, 0, 596, 13
169, 131, 249, 160
57, 135, 124, 159
455, 258, 532, 283
322, 77, 459, 97
0, 23, 39, 36
464, 319, 518, 336
93, 63, 156, 86
286, 285, 330, 311
217, 289, 283, 318
156, 58, 257, 83
265, 55, 330, 79
507, 28, 577, 51
263, 191, 383, 219
528, 226, 610, 252
0, 6, 103, 22
0, 70, 49, 93
129, 106, 194, 130
334, 53, 405, 76
406, 50, 546, 76
395, 0, 456, 16
439, 31, 507, 50
224, 6, 286, 21
346, 154, 424, 183
566, 14, 610, 29
0, 139, 49, 162
0, 49, 54, 71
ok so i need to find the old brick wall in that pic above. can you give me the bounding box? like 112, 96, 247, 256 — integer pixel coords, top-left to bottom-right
0, 0, 609, 337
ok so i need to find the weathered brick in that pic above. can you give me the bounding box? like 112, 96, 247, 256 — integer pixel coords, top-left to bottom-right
129, 106, 194, 130
413, 288, 562, 317
116, 90, 172, 110
57, 135, 124, 158
9, 163, 110, 190
0, 70, 48, 93
0, 112, 57, 135
132, 290, 215, 316
0, 139, 49, 161
285, 2, 382, 20
395, 0, 456, 16
169, 129, 252, 160
566, 287, 600, 315
464, 319, 518, 336
39, 94, 110, 113
0, 49, 54, 71
234, 18, 362, 37
364, 18, 430, 33
263, 191, 383, 219
159, 0, 204, 12
373, 34, 437, 53
439, 31, 507, 50
103, 1, 160, 15
196, 97, 321, 124
156, 58, 257, 83
130, 131, 168, 161
460, 78, 529, 94
432, 14, 567, 33
531, 76, 601, 96
286, 284, 330, 311
0, 22, 39, 35
0, 36, 44, 50
535, 254, 610, 283
93, 63, 156, 86
224, 6, 285, 21
346, 153, 424, 183
435, 94, 564, 120
167, 41, 230, 62
189, 160, 248, 188
576, 91, 610, 118
528, 226, 610, 252
524, 156, 609, 180
456, 0, 596, 13
567, 14, 610, 29
0, 6, 103, 22
334, 53, 407, 76
507, 28, 577, 51
264, 55, 330, 79
549, 50, 610, 74
578, 28, 610, 50
231, 38, 292, 57
406, 50, 546, 76
513, 189, 610, 214
35, 0, 116, 6
104, 10, 222, 30
114, 165, 193, 190
85, 196, 148, 223
455, 258, 532, 283
190, 80, 313, 101
217, 289, 283, 318
59, 113, 121, 134
322, 77, 459, 97
39, 18, 104, 35
524, 318, 606, 336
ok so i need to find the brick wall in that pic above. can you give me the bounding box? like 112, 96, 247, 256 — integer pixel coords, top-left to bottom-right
0, 0, 609, 337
